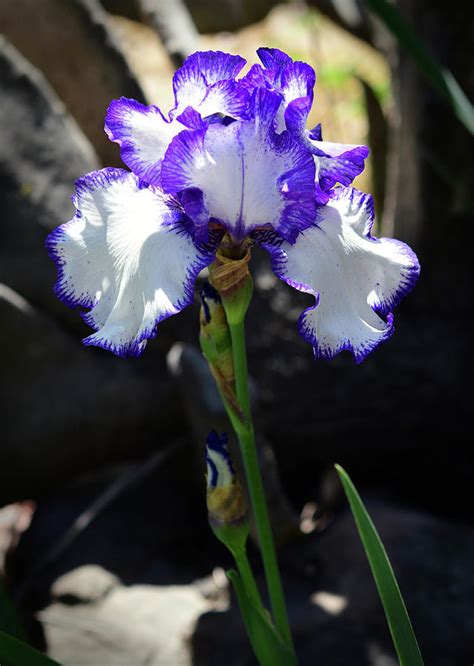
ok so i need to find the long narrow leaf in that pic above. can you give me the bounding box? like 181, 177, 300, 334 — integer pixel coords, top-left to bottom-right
335, 464, 424, 666
0, 629, 60, 666
364, 0, 474, 134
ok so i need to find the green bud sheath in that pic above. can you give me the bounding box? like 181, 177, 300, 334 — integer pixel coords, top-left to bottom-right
199, 283, 241, 415
199, 282, 232, 356
209, 244, 253, 326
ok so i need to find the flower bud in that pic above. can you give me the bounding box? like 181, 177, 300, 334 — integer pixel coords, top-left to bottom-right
206, 431, 249, 553
199, 282, 232, 360
199, 283, 241, 415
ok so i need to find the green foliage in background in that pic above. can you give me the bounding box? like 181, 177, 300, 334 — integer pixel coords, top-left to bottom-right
0, 629, 60, 666
364, 0, 473, 133
1, 581, 59, 665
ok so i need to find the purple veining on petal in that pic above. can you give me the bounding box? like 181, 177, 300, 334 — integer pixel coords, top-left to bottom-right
177, 51, 246, 87
304, 122, 370, 191
308, 123, 322, 141
177, 187, 210, 237
161, 87, 316, 243
160, 127, 211, 241
106, 77, 249, 188
105, 98, 175, 185
171, 50, 247, 119
198, 79, 250, 120
331, 186, 375, 230
175, 106, 206, 129
311, 140, 370, 190
241, 52, 316, 136
284, 94, 313, 136
275, 58, 314, 114
242, 52, 366, 193
257, 47, 292, 74
239, 63, 269, 91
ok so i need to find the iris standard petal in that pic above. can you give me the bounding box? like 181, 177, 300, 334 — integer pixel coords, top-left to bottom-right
256, 47, 292, 73
241, 50, 367, 193
46, 168, 216, 357
161, 87, 316, 243
241, 49, 316, 135
241, 49, 366, 197
105, 54, 249, 187
171, 50, 248, 120
260, 187, 420, 363
279, 60, 316, 131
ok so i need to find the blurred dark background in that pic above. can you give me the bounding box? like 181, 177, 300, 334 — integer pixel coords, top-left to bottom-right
0, 1, 473, 664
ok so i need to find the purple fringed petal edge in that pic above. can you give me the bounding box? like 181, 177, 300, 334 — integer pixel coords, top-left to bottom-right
257, 188, 421, 363
46, 168, 220, 358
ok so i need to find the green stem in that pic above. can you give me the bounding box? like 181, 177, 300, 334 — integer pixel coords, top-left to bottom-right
228, 320, 295, 654
233, 547, 263, 610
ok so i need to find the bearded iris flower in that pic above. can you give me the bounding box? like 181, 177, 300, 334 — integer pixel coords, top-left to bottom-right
46, 48, 420, 362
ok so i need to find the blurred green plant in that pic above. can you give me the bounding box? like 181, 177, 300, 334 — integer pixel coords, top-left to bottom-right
364, 0, 474, 134
1, 580, 60, 665
0, 579, 25, 640
0, 629, 60, 666
335, 465, 425, 666
318, 64, 353, 89
323, 68, 387, 104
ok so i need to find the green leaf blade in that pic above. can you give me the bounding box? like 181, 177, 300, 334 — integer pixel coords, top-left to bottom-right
335, 464, 424, 666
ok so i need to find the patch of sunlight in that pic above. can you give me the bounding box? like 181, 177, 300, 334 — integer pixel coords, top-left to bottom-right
310, 590, 348, 616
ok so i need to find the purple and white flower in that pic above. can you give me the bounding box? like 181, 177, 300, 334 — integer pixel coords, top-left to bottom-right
47, 48, 420, 362
205, 431, 235, 490
205, 430, 247, 529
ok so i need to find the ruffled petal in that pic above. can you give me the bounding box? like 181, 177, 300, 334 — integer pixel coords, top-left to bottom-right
241, 50, 316, 134
261, 187, 420, 363
106, 56, 249, 185
279, 61, 315, 132
195, 79, 250, 120
161, 87, 316, 243
241, 50, 366, 192
46, 168, 216, 357
171, 50, 248, 119
239, 62, 268, 90
105, 98, 186, 185
256, 47, 292, 73
307, 126, 369, 190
